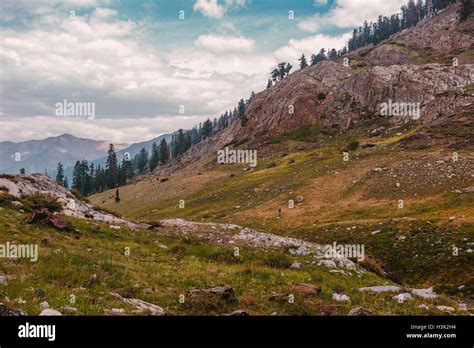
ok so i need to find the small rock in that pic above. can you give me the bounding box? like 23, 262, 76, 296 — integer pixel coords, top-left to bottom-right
39, 308, 62, 316
332, 293, 350, 302
436, 306, 455, 313
40, 301, 50, 310
348, 307, 372, 316
290, 261, 302, 270
358, 285, 401, 293
411, 287, 437, 299
62, 306, 78, 314
418, 304, 429, 310
11, 201, 23, 208
228, 310, 249, 316
292, 283, 321, 296
110, 225, 121, 230
0, 304, 26, 316
393, 293, 412, 302
315, 304, 341, 315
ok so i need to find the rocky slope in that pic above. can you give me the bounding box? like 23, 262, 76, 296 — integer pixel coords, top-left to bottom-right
177, 3, 473, 168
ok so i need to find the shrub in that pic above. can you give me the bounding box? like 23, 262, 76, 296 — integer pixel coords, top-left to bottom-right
21, 192, 62, 212
317, 92, 326, 101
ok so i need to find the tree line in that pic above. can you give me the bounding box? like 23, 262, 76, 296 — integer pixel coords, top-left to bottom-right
267, 0, 470, 87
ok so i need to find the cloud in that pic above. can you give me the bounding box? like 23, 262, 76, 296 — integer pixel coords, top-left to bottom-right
193, 0, 225, 19
193, 0, 248, 19
0, 115, 210, 144
195, 34, 255, 53
299, 0, 407, 33
0, 4, 271, 136
314, 0, 328, 6
274, 32, 351, 67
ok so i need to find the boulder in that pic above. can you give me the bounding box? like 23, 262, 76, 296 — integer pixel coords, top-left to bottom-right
39, 308, 62, 316
26, 208, 70, 230
348, 307, 373, 316
0, 304, 26, 316
189, 286, 236, 302
358, 285, 401, 293
292, 283, 321, 296
332, 293, 350, 302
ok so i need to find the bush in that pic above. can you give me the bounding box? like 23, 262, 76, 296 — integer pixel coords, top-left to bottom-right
263, 252, 293, 269
317, 92, 326, 101
21, 192, 62, 212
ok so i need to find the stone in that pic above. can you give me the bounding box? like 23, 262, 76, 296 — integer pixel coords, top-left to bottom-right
39, 301, 50, 310
393, 293, 413, 302
11, 201, 23, 208
411, 287, 438, 299
189, 286, 236, 302
228, 310, 249, 316
39, 308, 62, 316
109, 292, 165, 315
62, 306, 78, 314
0, 304, 26, 316
348, 307, 373, 316
25, 208, 70, 230
332, 293, 350, 302
358, 285, 401, 293
290, 261, 302, 270
292, 283, 321, 296
315, 304, 341, 315
436, 306, 455, 313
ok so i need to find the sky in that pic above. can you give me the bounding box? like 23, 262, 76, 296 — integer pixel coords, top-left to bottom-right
0, 0, 406, 144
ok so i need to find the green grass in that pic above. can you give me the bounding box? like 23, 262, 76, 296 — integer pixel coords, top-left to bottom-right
3, 202, 461, 316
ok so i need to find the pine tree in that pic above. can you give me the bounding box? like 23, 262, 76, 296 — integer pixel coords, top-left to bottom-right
202, 119, 213, 139
149, 142, 159, 171
299, 54, 308, 69
63, 177, 69, 189
55, 162, 64, 185
137, 147, 149, 173
238, 98, 247, 127
266, 79, 273, 89
159, 138, 169, 164
105, 144, 118, 189
115, 189, 120, 203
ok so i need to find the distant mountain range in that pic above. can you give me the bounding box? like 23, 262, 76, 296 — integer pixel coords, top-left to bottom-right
0, 133, 173, 181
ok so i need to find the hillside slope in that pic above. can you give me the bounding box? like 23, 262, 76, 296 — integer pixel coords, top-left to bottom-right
90, 4, 474, 305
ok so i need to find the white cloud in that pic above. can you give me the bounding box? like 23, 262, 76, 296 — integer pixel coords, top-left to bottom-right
195, 34, 255, 53
0, 4, 271, 139
193, 0, 225, 19
299, 0, 407, 33
314, 0, 328, 6
193, 0, 248, 19
0, 115, 210, 144
274, 32, 351, 67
